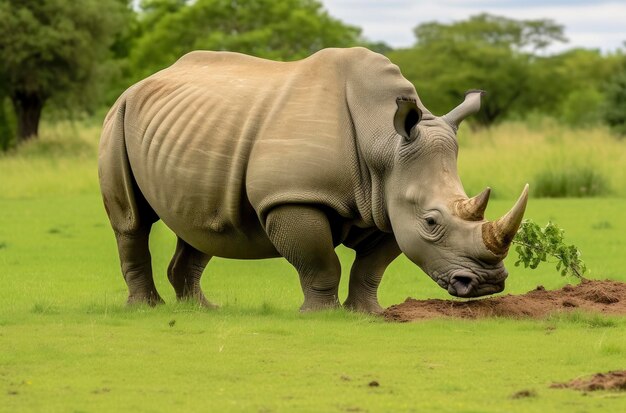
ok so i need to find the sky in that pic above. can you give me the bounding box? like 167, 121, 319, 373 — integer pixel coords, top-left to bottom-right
321, 0, 626, 53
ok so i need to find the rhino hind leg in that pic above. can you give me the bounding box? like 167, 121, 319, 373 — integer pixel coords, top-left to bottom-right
114, 227, 164, 306
105, 187, 162, 306
99, 99, 162, 306
265, 205, 341, 312
167, 237, 217, 308
344, 233, 401, 314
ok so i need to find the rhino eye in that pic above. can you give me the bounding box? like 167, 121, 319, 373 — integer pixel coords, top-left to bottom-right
421, 213, 445, 242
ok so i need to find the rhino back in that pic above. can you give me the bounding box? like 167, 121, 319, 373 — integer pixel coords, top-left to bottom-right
119, 50, 360, 257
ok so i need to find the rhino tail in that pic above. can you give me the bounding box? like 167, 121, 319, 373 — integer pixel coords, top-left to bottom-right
98, 98, 157, 235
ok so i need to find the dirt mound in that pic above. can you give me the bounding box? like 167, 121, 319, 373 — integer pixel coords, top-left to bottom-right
384, 279, 626, 322
550, 371, 626, 391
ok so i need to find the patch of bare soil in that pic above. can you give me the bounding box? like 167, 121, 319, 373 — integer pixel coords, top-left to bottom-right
384, 279, 626, 322
550, 371, 626, 391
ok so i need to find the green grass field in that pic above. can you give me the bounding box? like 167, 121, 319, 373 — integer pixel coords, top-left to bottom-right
1, 122, 625, 412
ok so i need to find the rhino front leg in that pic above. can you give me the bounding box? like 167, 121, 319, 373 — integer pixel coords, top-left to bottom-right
265, 205, 341, 312
344, 233, 401, 314
167, 237, 217, 308
115, 227, 164, 306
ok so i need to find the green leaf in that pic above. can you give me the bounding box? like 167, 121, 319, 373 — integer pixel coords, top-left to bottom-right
513, 219, 586, 279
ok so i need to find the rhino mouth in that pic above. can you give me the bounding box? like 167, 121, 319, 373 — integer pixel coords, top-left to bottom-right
446, 269, 507, 298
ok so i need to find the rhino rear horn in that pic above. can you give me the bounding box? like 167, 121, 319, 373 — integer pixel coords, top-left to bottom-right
481, 184, 529, 256
454, 187, 491, 221
443, 90, 485, 130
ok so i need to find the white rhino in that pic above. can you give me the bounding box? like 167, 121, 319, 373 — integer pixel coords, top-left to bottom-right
99, 47, 528, 313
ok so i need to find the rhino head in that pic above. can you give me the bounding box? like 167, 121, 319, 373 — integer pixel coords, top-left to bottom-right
387, 90, 528, 298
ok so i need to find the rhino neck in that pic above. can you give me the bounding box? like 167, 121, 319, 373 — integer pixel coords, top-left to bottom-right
345, 107, 396, 232
340, 47, 428, 232
359, 134, 395, 231
350, 107, 441, 233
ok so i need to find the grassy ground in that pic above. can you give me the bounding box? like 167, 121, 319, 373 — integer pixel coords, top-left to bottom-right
458, 119, 626, 199
0, 122, 625, 412
0, 122, 99, 199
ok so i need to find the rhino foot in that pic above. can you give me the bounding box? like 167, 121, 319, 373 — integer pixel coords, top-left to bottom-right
177, 292, 219, 309
299, 297, 341, 312
126, 291, 165, 307
197, 296, 220, 310
343, 297, 384, 315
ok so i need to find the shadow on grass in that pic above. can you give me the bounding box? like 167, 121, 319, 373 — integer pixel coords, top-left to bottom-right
78, 297, 382, 325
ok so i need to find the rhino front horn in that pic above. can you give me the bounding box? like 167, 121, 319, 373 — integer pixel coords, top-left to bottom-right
481, 184, 529, 256
443, 90, 485, 130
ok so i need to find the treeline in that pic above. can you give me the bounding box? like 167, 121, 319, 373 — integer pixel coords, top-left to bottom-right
388, 14, 626, 131
1, 0, 625, 150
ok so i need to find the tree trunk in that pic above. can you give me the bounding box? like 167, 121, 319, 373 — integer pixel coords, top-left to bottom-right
11, 92, 45, 142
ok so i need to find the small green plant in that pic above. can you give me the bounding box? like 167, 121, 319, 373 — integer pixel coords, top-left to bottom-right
513, 220, 587, 278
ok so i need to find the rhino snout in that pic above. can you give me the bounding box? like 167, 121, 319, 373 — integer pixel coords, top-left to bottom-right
447, 270, 507, 298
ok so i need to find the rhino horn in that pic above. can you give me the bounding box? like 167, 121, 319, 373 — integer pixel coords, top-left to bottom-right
443, 90, 485, 130
481, 184, 529, 256
454, 187, 491, 221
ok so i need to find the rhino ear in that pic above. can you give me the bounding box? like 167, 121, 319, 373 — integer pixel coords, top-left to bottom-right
394, 98, 422, 141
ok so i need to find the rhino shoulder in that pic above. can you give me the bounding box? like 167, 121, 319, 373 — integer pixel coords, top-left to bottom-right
173, 50, 267, 67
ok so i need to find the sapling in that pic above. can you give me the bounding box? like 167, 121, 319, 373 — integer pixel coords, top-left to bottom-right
512, 220, 586, 279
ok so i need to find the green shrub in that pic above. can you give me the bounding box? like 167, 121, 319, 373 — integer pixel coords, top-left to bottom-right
533, 166, 610, 198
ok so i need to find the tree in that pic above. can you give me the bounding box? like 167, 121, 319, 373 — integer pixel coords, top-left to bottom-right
412, 13, 566, 53
387, 14, 567, 126
536, 48, 622, 126
129, 0, 361, 80
0, 97, 15, 150
604, 70, 626, 136
0, 0, 129, 141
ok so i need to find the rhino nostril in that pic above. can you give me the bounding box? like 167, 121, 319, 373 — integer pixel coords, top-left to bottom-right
449, 274, 477, 297
453, 275, 474, 288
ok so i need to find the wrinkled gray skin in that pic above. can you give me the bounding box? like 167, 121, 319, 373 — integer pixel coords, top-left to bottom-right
99, 47, 528, 313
